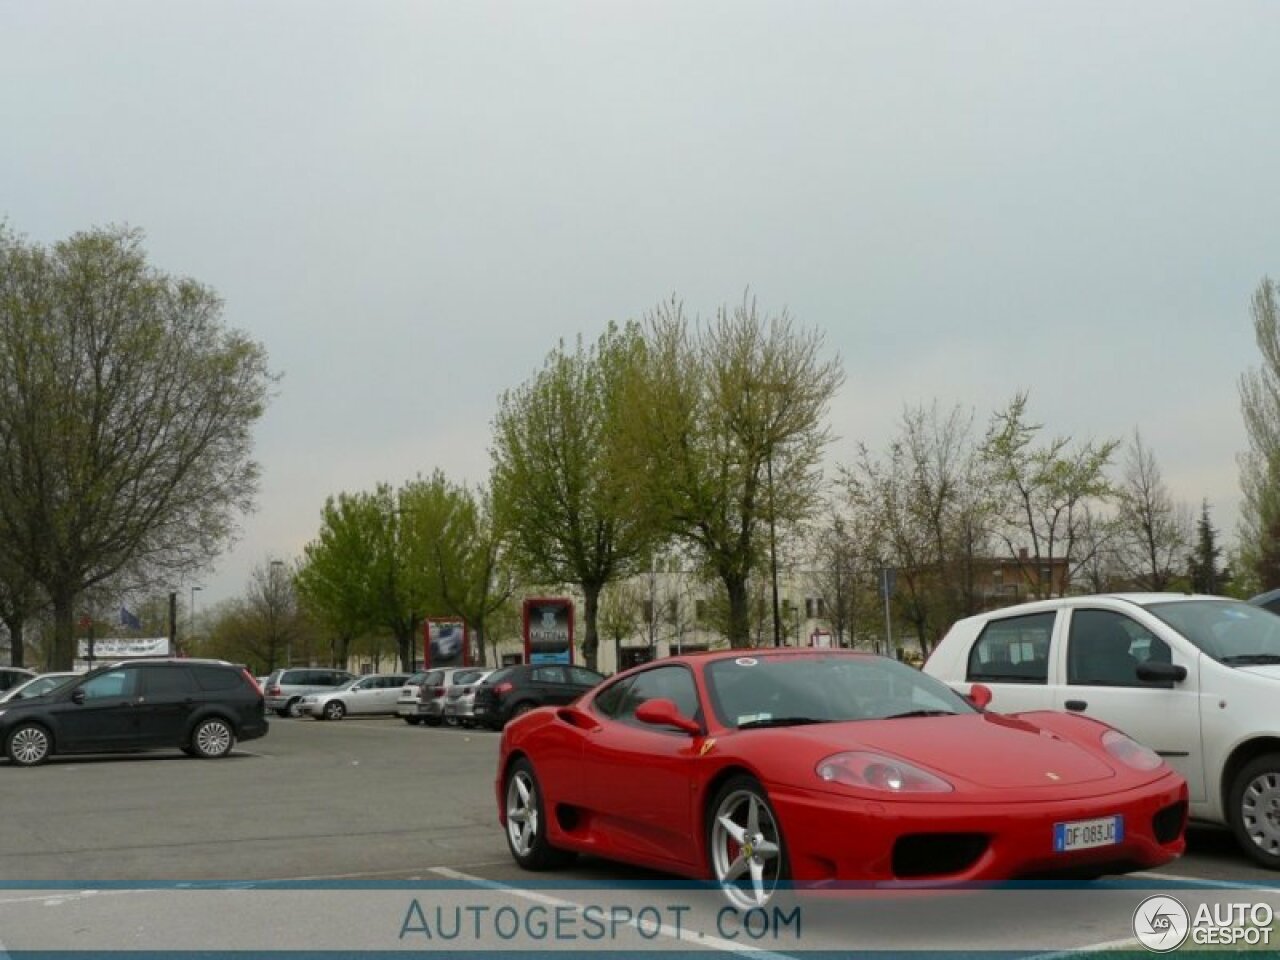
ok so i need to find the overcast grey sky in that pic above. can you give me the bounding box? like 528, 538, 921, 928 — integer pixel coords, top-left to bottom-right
3, 1, 1277, 608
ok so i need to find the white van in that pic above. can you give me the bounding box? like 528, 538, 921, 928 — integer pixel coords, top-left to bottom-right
924, 593, 1280, 869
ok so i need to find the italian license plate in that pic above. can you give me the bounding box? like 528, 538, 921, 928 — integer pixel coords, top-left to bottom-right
1054, 815, 1124, 852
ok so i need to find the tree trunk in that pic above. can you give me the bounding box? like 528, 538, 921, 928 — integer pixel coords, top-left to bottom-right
724, 574, 751, 648
3, 615, 24, 668
582, 586, 601, 671
51, 589, 77, 671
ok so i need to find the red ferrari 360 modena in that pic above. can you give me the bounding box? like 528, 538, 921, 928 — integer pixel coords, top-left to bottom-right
495, 649, 1187, 908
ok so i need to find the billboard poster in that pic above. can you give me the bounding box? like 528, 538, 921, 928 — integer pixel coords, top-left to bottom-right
424, 619, 469, 669
522, 597, 574, 665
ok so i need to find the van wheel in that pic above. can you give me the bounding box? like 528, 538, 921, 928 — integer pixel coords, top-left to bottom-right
1229, 753, 1280, 869
191, 718, 236, 759
7, 723, 52, 766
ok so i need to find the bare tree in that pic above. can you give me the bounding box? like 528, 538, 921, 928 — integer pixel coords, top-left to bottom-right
1113, 431, 1191, 591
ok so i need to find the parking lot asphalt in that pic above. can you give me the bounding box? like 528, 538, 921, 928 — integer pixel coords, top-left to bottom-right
1, 715, 508, 882
2, 716, 1278, 955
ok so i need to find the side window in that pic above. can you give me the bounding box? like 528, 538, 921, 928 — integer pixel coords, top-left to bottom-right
967, 612, 1054, 684
532, 666, 566, 684
592, 678, 634, 718
193, 666, 241, 691
568, 667, 603, 687
80, 669, 139, 700
141, 667, 197, 697
1068, 609, 1165, 687
614, 666, 700, 726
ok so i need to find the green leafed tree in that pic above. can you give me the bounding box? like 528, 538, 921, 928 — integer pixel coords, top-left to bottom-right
404, 474, 515, 669
1238, 277, 1280, 590
295, 492, 385, 668
491, 324, 652, 670
980, 392, 1118, 598
616, 296, 844, 647
0, 225, 274, 670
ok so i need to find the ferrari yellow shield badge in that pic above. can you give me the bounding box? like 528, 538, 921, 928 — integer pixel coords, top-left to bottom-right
699, 738, 717, 757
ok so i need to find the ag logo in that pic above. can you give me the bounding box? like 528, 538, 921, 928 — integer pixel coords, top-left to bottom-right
1133, 895, 1190, 952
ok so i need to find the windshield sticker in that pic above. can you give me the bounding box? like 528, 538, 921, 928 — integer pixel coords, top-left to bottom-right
735, 657, 759, 667
737, 712, 771, 725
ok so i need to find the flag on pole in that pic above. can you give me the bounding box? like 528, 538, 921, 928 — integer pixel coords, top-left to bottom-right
120, 606, 142, 631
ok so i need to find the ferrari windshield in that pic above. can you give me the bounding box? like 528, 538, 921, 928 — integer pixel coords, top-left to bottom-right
704, 654, 976, 730
1145, 598, 1280, 665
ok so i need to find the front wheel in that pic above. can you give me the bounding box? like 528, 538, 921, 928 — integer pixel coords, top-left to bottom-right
504, 758, 574, 870
7, 723, 52, 766
191, 718, 236, 759
322, 701, 346, 721
708, 775, 790, 910
1228, 753, 1280, 869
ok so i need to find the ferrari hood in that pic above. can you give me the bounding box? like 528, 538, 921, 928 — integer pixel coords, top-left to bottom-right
763, 713, 1117, 789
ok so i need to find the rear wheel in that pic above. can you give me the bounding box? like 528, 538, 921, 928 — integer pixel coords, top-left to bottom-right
510, 701, 537, 721
504, 757, 574, 870
1228, 753, 1280, 869
404, 716, 421, 726
6, 723, 52, 766
322, 701, 346, 721
191, 718, 235, 759
708, 775, 790, 910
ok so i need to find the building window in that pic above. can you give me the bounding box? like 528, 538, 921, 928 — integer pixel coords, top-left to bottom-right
805, 597, 825, 618
695, 599, 707, 620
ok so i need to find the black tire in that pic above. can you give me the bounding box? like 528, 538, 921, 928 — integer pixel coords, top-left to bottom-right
190, 717, 236, 759
6, 722, 53, 766
275, 708, 291, 718
1228, 753, 1280, 870
510, 701, 537, 721
707, 775, 791, 910
424, 716, 442, 727
322, 701, 346, 721
404, 716, 421, 726
503, 757, 575, 870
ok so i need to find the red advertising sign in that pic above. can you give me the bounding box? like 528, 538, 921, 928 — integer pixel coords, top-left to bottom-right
424, 618, 470, 669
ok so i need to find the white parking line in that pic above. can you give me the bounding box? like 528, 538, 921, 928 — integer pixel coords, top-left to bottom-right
1131, 869, 1280, 890
429, 865, 798, 959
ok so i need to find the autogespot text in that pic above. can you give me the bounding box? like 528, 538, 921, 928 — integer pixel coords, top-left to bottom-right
399, 900, 803, 945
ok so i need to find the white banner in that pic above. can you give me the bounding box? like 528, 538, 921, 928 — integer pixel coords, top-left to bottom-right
76, 636, 170, 658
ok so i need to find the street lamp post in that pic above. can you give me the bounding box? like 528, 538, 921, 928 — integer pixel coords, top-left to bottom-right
767, 454, 782, 648
189, 586, 202, 653
270, 560, 288, 667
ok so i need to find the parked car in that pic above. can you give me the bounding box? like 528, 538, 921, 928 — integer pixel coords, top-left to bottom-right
1248, 589, 1280, 615
263, 667, 355, 717
0, 672, 79, 703
924, 592, 1280, 869
443, 669, 493, 727
296, 673, 410, 720
474, 663, 605, 729
0, 659, 267, 766
415, 667, 473, 726
396, 671, 433, 725
497, 649, 1186, 909
0, 667, 36, 694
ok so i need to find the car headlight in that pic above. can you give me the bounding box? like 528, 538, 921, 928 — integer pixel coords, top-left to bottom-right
816, 751, 953, 793
1102, 730, 1163, 771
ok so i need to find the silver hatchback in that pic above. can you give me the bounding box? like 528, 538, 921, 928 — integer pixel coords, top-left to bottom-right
442, 669, 492, 727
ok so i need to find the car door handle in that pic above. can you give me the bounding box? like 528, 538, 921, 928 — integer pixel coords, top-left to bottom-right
1065, 699, 1088, 712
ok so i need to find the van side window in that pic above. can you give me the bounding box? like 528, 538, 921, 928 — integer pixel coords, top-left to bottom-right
1068, 609, 1169, 687
966, 612, 1054, 684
